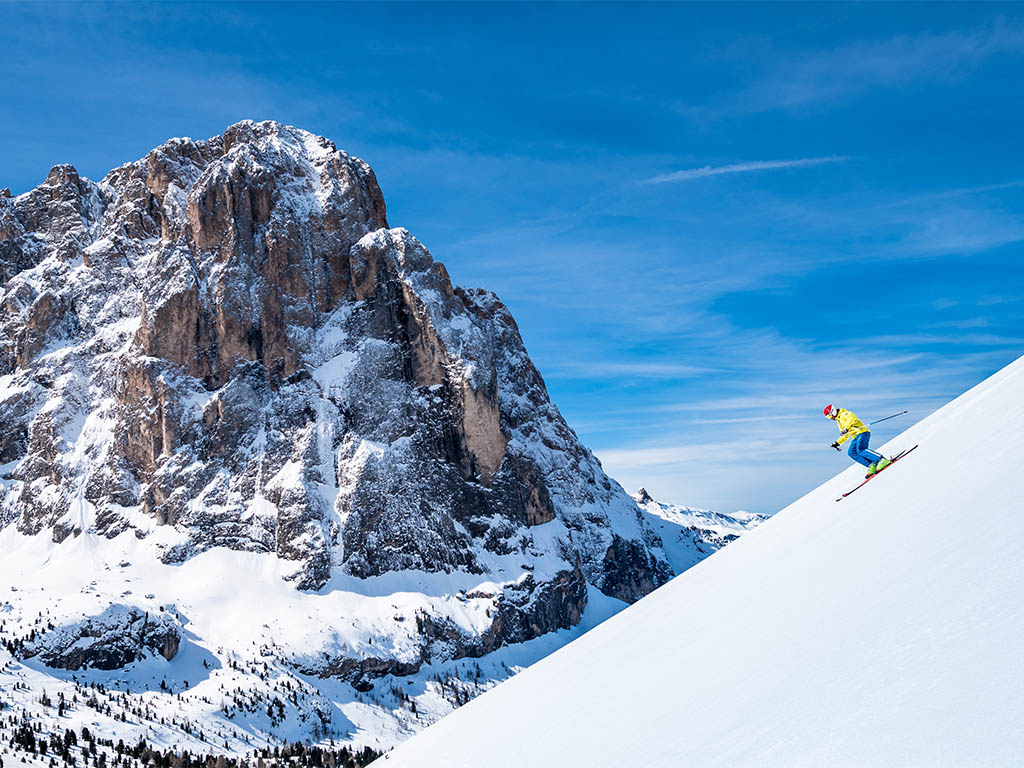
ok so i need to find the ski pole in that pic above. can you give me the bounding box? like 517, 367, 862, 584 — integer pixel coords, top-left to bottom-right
869, 410, 908, 426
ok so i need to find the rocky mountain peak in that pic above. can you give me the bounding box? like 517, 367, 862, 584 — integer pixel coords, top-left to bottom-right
634, 487, 655, 504
1, 122, 671, 694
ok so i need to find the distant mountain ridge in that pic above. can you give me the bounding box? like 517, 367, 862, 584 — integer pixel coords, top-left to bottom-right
632, 487, 768, 574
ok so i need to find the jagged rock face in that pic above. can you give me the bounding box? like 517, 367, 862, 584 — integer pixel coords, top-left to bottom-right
0, 121, 670, 660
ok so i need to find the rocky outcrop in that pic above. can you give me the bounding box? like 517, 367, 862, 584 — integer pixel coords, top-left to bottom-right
0, 121, 671, 676
21, 605, 182, 671
295, 567, 588, 692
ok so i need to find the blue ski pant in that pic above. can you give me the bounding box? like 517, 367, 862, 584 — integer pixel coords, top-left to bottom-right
848, 431, 884, 468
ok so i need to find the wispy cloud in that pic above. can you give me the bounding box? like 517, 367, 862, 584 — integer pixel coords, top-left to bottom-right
871, 333, 1024, 347
900, 205, 1024, 255
645, 156, 847, 184
682, 23, 1024, 120
545, 361, 719, 380
597, 439, 776, 469
879, 180, 1024, 209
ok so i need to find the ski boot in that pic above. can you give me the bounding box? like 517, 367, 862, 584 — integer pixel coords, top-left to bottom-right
865, 457, 892, 479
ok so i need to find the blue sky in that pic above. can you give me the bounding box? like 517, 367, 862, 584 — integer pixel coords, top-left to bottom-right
3, 2, 1023, 513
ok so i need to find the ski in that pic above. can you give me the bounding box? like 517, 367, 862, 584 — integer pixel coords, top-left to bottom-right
835, 445, 919, 501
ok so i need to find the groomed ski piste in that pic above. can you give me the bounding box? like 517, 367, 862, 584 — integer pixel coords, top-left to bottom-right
376, 354, 1024, 767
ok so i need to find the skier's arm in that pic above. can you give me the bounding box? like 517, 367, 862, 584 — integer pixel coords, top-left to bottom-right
833, 410, 854, 446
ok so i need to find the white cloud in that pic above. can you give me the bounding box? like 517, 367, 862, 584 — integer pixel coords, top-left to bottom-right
679, 23, 1024, 121
768, 24, 1024, 110
645, 156, 847, 184
545, 361, 719, 380
900, 205, 1024, 255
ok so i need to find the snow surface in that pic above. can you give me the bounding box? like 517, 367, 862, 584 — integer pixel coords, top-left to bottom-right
0, 482, 760, 759
376, 354, 1024, 767
0, 525, 626, 755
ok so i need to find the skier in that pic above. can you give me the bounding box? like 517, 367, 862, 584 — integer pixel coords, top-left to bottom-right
824, 404, 891, 477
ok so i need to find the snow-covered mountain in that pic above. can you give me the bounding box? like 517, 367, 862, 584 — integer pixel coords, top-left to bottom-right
1, 120, 669, 600
632, 487, 768, 573
378, 354, 1024, 767
0, 121, 760, 760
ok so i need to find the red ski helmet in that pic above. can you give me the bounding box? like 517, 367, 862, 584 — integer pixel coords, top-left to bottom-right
824, 404, 837, 418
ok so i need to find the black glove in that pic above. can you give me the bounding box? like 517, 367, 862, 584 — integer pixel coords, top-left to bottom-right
831, 442, 840, 451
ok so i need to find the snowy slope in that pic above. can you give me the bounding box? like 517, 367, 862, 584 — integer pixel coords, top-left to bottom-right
0, 526, 630, 755
377, 354, 1024, 767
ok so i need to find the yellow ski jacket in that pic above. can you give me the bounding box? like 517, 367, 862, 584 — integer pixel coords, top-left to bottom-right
833, 408, 870, 446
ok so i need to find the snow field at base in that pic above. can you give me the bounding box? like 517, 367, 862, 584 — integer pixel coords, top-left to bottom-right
378, 354, 1024, 768
0, 520, 628, 758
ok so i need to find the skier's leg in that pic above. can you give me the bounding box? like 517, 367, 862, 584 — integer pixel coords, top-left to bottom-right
847, 434, 874, 467
859, 432, 885, 464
